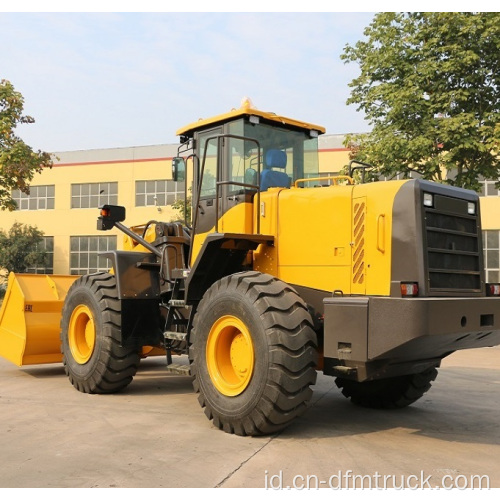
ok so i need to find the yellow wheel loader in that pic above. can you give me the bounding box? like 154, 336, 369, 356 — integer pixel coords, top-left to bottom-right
1, 100, 500, 436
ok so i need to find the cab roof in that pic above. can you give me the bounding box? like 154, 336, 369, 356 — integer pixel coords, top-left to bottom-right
176, 98, 326, 137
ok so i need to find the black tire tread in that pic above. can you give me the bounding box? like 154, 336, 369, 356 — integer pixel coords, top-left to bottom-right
190, 271, 318, 436
61, 272, 140, 394
335, 367, 438, 409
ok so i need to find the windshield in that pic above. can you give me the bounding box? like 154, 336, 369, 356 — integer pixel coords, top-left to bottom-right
227, 119, 319, 189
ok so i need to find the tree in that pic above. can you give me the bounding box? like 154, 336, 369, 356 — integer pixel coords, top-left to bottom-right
0, 223, 48, 280
0, 79, 54, 211
342, 12, 500, 191
170, 188, 192, 225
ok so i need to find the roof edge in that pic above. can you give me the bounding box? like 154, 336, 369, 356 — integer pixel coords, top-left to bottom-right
176, 99, 326, 137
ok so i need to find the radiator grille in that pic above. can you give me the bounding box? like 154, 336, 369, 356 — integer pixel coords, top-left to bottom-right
424, 195, 481, 293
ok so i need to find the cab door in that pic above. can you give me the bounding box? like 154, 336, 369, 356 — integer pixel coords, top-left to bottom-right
195, 127, 221, 234
191, 129, 260, 265
190, 127, 221, 264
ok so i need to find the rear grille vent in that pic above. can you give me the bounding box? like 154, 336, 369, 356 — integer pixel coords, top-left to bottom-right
424, 196, 481, 293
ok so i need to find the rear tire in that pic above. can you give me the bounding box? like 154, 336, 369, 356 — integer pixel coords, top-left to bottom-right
189, 271, 318, 436
335, 367, 438, 409
60, 272, 140, 394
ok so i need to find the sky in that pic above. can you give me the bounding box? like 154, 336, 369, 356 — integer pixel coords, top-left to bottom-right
1, 9, 382, 153
2, 3, 490, 153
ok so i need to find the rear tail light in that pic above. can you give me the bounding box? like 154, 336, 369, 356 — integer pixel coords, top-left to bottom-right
486, 284, 500, 297
423, 193, 434, 207
401, 282, 419, 297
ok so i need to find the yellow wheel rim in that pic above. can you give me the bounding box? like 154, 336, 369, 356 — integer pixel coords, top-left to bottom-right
206, 315, 254, 397
68, 304, 96, 364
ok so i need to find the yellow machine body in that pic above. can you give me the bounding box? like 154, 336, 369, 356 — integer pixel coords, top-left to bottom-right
190, 179, 407, 297
1, 102, 495, 381
268, 180, 406, 296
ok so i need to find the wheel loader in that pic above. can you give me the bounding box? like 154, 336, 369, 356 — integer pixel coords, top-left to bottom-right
1, 100, 500, 436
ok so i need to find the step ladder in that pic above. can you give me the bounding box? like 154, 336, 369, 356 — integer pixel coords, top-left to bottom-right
163, 274, 191, 376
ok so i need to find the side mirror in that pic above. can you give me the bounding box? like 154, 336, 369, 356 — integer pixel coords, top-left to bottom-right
97, 204, 126, 231
172, 157, 186, 182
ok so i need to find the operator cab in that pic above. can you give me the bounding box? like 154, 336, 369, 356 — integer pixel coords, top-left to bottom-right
174, 98, 324, 194
172, 99, 325, 265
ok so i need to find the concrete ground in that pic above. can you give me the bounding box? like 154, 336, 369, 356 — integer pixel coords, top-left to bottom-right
0, 346, 499, 489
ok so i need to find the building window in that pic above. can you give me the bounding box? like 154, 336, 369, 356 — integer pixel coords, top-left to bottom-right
25, 237, 54, 274
70, 236, 116, 275
11, 185, 55, 210
480, 180, 499, 197
483, 230, 500, 283
135, 180, 185, 207
71, 182, 118, 208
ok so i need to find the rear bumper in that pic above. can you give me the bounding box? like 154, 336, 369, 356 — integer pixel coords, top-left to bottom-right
322, 296, 500, 381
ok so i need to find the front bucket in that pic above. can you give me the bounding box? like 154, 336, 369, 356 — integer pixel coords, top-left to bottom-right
0, 273, 78, 366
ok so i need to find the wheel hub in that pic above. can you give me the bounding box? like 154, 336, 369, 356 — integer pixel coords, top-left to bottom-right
206, 315, 254, 396
68, 304, 96, 364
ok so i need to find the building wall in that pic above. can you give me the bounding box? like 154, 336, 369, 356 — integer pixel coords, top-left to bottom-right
1, 135, 499, 280
1, 144, 182, 274
479, 196, 500, 282
480, 197, 500, 229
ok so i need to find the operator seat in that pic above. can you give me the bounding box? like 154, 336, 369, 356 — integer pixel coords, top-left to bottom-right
260, 149, 290, 191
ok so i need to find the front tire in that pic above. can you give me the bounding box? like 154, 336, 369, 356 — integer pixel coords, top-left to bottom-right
335, 367, 438, 409
189, 271, 318, 436
60, 272, 140, 394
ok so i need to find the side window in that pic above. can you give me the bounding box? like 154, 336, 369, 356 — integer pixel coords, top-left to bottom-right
228, 137, 260, 192
198, 129, 221, 199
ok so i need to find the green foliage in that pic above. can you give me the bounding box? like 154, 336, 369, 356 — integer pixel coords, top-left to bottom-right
342, 12, 500, 190
0, 222, 47, 279
170, 188, 192, 224
0, 79, 54, 210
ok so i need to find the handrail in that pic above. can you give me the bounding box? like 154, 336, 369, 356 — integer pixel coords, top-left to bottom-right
175, 138, 196, 229
294, 175, 354, 188
348, 160, 374, 183
181, 153, 195, 229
